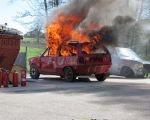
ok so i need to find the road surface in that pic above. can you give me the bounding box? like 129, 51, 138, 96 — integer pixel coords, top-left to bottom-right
0, 76, 150, 120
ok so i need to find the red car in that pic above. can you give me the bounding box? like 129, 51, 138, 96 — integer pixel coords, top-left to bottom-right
29, 43, 112, 82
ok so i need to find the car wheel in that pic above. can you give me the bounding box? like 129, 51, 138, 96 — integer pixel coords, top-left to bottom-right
30, 65, 40, 79
64, 67, 76, 82
121, 67, 134, 78
95, 74, 107, 82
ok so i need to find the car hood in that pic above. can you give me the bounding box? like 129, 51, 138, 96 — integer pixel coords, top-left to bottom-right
135, 59, 150, 65
141, 60, 150, 65
121, 57, 150, 65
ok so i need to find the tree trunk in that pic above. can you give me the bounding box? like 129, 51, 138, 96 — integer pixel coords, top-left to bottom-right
137, 0, 144, 21
55, 0, 59, 6
145, 42, 148, 60
44, 0, 48, 21
53, 0, 60, 7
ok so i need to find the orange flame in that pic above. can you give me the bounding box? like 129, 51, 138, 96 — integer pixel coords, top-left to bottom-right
46, 14, 103, 56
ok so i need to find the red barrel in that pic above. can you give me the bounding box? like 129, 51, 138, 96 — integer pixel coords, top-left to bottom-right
13, 71, 19, 87
2, 70, 8, 88
21, 70, 26, 87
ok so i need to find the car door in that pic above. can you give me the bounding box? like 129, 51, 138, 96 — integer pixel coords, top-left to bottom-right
110, 50, 121, 75
40, 49, 56, 74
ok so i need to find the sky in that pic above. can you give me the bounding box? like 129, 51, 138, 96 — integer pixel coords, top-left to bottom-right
0, 0, 148, 34
0, 0, 68, 34
0, 0, 29, 34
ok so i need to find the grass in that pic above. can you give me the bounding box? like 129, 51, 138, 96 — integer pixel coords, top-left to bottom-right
23, 37, 35, 42
20, 37, 46, 70
23, 37, 45, 43
20, 47, 45, 70
20, 47, 44, 58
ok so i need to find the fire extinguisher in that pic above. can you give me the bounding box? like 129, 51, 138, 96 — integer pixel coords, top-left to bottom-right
21, 70, 26, 87
0, 69, 2, 88
2, 70, 9, 88
13, 71, 19, 87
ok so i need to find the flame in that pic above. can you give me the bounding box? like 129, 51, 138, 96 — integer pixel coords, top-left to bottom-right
60, 45, 77, 57
82, 45, 92, 54
46, 14, 103, 56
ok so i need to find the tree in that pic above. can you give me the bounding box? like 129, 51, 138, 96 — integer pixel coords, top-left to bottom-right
44, 0, 48, 21
13, 0, 64, 23
140, 0, 150, 20
10, 0, 64, 47
136, 0, 150, 60
136, 0, 144, 21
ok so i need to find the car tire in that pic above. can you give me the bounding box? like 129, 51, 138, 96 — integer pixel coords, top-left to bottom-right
64, 67, 76, 82
95, 74, 107, 82
121, 67, 134, 78
30, 65, 40, 79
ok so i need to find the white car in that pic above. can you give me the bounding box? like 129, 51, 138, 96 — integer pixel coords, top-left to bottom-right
109, 47, 150, 78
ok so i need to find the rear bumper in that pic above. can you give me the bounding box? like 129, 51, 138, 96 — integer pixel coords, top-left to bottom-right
75, 65, 111, 75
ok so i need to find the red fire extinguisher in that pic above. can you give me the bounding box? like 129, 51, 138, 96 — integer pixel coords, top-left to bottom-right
13, 71, 19, 87
0, 69, 2, 88
21, 70, 26, 87
2, 70, 9, 88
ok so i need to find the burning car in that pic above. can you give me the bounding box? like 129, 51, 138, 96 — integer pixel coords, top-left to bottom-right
29, 42, 111, 82
109, 47, 150, 78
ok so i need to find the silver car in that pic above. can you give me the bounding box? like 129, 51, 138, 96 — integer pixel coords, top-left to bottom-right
109, 47, 150, 78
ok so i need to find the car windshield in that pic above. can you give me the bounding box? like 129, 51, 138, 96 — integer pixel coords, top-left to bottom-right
117, 48, 142, 61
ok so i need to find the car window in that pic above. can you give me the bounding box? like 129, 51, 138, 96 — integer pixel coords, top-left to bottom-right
117, 48, 142, 60
59, 46, 77, 57
42, 49, 52, 57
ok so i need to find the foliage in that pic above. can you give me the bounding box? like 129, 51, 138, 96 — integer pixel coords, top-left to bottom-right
10, 0, 65, 48
140, 0, 150, 20
24, 29, 45, 38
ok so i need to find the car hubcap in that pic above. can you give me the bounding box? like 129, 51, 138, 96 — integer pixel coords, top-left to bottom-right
31, 68, 36, 75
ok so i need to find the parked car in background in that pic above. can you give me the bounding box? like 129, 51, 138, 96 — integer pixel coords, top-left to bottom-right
109, 47, 150, 78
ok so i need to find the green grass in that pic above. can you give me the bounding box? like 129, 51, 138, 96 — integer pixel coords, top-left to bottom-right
23, 37, 35, 42
23, 37, 45, 43
20, 47, 45, 70
145, 73, 150, 78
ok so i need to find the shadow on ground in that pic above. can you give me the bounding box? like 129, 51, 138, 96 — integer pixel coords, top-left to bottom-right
1, 76, 150, 118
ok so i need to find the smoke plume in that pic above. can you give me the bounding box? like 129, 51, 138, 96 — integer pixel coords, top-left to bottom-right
86, 16, 135, 51
48, 0, 137, 51
63, 0, 136, 25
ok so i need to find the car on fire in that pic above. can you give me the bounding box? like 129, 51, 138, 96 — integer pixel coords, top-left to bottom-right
29, 42, 112, 82
109, 47, 150, 78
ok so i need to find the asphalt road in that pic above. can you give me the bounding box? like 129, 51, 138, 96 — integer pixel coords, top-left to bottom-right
0, 76, 150, 120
